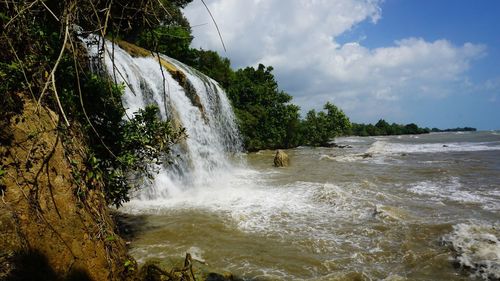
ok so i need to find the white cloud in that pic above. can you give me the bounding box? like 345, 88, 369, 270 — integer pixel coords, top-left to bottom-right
184, 0, 486, 123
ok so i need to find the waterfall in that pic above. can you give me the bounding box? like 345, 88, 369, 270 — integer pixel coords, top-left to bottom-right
83, 36, 243, 200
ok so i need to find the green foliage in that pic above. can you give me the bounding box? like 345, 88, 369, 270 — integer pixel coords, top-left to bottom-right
132, 0, 194, 61
137, 25, 194, 61
121, 106, 185, 166
0, 9, 64, 144
301, 110, 328, 146
227, 64, 302, 151
431, 127, 476, 132
190, 49, 234, 88
350, 119, 431, 136
123, 259, 135, 272
73, 102, 186, 208
105, 235, 116, 242
301, 103, 351, 146
323, 102, 352, 136
0, 61, 24, 144
81, 82, 186, 207
0, 61, 23, 95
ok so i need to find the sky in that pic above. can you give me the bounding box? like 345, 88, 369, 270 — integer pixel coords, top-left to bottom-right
184, 0, 500, 130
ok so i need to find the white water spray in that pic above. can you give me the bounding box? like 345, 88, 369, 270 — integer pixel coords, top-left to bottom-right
83, 36, 242, 200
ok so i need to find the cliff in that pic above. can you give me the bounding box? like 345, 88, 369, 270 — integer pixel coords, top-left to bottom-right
0, 94, 136, 281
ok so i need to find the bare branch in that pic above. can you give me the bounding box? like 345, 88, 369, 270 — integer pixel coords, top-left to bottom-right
155, 0, 172, 18
40, 0, 59, 22
51, 73, 70, 127
36, 16, 70, 112
102, 0, 113, 35
200, 0, 226, 52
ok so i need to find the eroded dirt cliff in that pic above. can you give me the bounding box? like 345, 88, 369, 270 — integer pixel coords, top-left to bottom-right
0, 94, 136, 281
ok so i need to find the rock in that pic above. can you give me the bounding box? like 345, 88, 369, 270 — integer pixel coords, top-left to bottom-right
274, 150, 289, 167
326, 142, 353, 148
360, 153, 373, 159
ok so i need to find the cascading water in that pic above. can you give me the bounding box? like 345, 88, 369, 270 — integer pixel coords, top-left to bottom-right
83, 36, 243, 200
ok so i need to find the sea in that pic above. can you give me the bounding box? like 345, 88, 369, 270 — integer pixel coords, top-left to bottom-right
121, 131, 500, 281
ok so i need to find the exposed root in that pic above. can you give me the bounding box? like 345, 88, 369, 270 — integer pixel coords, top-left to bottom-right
143, 253, 201, 281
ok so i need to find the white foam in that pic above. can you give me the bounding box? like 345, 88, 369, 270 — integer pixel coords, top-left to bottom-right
329, 137, 500, 164
408, 178, 500, 211
368, 141, 500, 155
319, 154, 336, 160
335, 137, 367, 143
330, 154, 363, 163
123, 175, 376, 244
366, 140, 388, 154
187, 246, 205, 263
444, 223, 500, 280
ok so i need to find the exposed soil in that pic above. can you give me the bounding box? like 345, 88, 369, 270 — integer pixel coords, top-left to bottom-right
0, 94, 136, 281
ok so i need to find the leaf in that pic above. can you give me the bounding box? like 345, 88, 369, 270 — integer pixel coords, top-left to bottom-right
105, 236, 116, 242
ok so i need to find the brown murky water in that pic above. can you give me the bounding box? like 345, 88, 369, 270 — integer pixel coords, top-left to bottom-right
121, 132, 500, 280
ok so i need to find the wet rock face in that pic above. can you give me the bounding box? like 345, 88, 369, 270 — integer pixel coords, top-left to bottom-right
274, 150, 289, 167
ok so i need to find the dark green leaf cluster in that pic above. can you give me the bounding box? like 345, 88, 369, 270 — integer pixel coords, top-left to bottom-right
128, 0, 195, 62
350, 119, 431, 136
101, 105, 186, 207
137, 25, 193, 61
227, 64, 303, 151
301, 103, 351, 146
430, 127, 476, 132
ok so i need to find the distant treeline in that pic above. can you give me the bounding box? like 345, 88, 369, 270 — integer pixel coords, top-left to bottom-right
349, 120, 430, 136
349, 119, 476, 137
430, 127, 477, 132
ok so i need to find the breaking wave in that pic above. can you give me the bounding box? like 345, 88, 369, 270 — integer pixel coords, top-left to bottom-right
443, 223, 500, 280
408, 177, 500, 211
367, 140, 500, 155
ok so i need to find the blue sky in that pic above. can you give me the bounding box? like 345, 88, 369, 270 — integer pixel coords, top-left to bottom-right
185, 0, 500, 130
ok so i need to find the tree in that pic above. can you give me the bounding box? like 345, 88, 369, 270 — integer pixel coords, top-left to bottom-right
375, 119, 390, 135
324, 102, 351, 137
226, 64, 301, 151
301, 103, 351, 146
350, 121, 431, 136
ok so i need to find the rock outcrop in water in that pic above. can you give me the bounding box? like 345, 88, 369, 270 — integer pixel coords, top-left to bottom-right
274, 150, 289, 167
